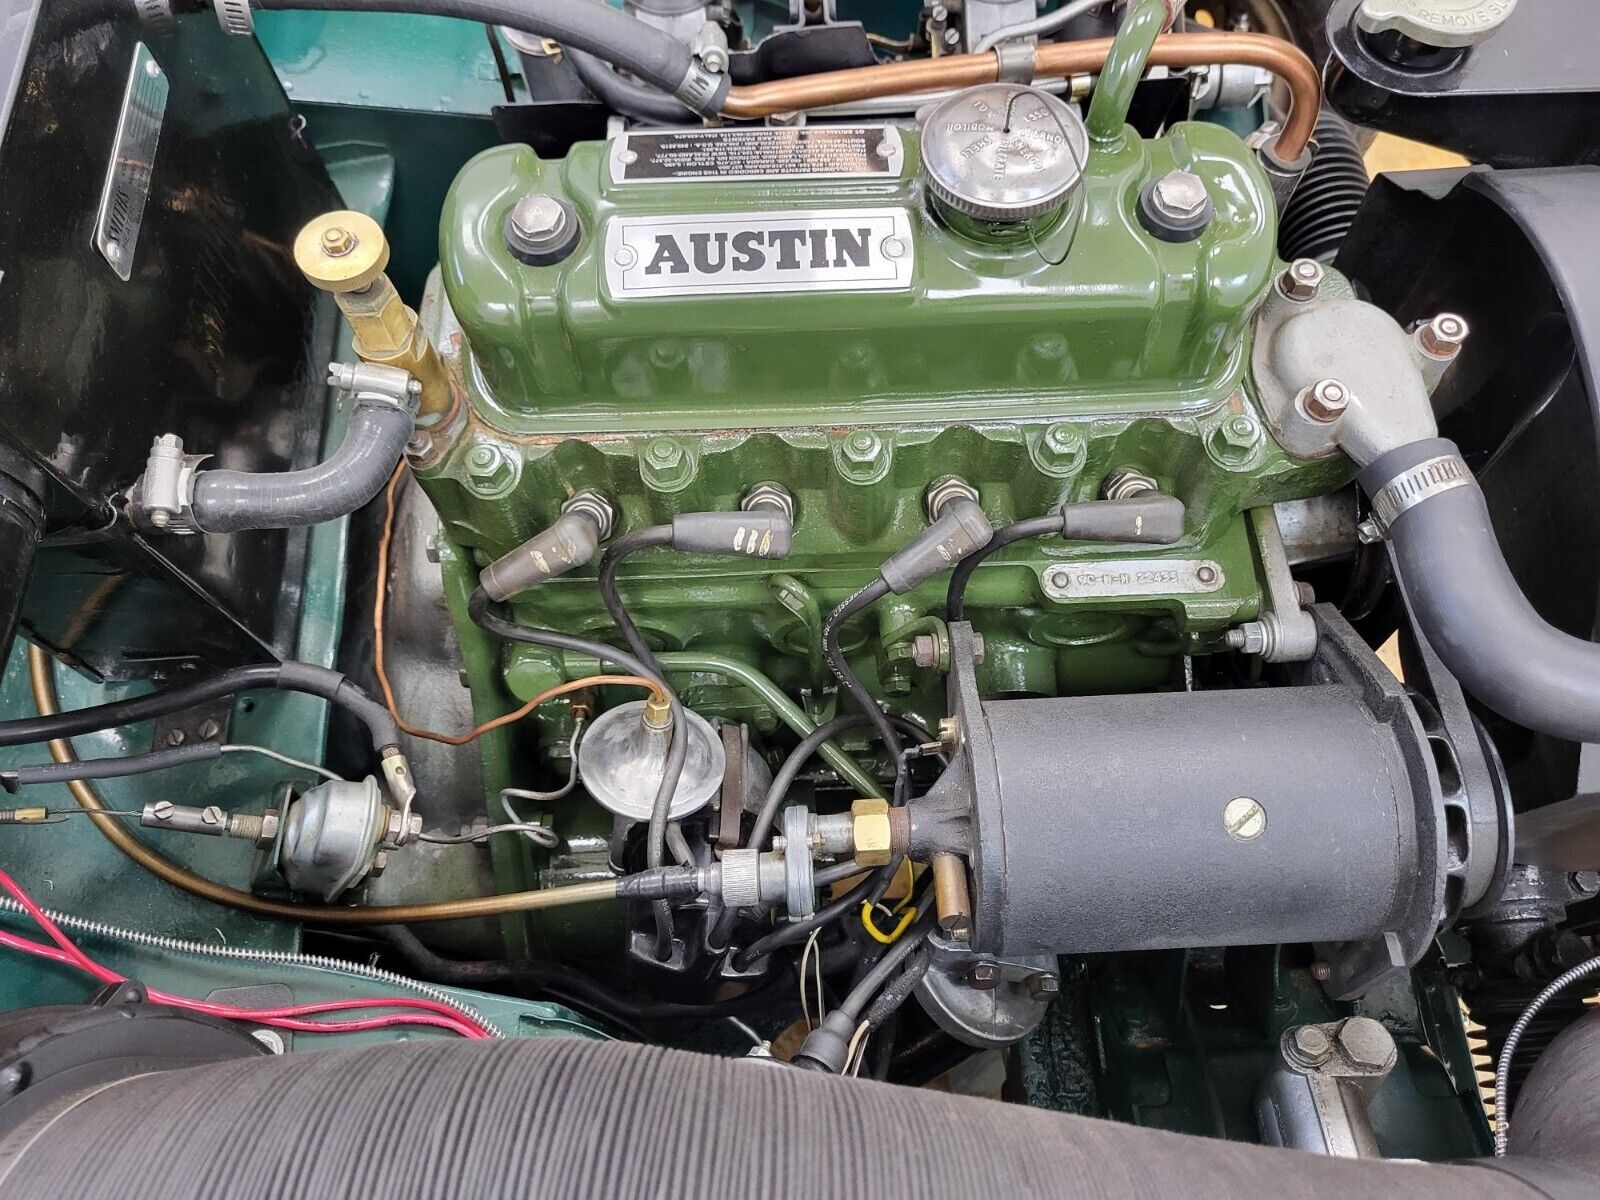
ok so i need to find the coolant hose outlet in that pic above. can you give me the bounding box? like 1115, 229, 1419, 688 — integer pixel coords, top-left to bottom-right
1359, 437, 1600, 744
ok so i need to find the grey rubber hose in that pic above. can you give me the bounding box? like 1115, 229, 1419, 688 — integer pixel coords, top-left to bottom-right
251, 0, 729, 113
0, 1036, 1585, 1199
1359, 438, 1600, 744
189, 399, 411, 533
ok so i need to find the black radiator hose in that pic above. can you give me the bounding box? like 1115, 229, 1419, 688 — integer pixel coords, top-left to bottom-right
1359, 438, 1600, 744
1278, 108, 1368, 263
0, 1036, 1587, 1199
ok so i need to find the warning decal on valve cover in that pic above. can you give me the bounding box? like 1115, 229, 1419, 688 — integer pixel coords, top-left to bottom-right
608, 126, 904, 184
603, 209, 915, 299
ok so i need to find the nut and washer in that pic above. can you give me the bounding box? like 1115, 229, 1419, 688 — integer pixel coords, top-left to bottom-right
1276, 258, 1324, 302
1297, 379, 1352, 424
1287, 1024, 1334, 1069
852, 797, 893, 867
1416, 312, 1469, 360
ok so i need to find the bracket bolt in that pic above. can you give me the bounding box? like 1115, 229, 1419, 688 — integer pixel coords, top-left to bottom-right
1225, 622, 1267, 655
1277, 258, 1324, 302
911, 634, 941, 669
1287, 1024, 1334, 1069
966, 961, 1002, 990
1416, 312, 1469, 360
1026, 972, 1061, 1001
463, 443, 519, 498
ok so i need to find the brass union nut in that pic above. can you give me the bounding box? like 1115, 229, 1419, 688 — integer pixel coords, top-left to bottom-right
852, 797, 892, 867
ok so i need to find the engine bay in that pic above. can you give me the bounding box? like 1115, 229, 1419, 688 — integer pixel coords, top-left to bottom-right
3, 0, 1600, 1194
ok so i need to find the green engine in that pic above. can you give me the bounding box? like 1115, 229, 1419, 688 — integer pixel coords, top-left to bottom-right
416, 91, 1346, 763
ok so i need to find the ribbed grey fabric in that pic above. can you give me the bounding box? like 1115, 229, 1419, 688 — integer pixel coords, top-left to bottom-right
0, 1038, 1546, 1199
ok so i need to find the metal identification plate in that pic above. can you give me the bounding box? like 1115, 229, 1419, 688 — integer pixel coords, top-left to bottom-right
603, 209, 914, 300
609, 126, 903, 185
94, 42, 168, 281
1041, 559, 1227, 600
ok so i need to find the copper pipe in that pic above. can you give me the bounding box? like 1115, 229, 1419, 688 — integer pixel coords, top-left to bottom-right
28, 643, 623, 925
721, 31, 1320, 162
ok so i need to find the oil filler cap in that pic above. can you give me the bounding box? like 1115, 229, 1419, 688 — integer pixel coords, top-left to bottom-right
919, 84, 1088, 224
1356, 0, 1516, 49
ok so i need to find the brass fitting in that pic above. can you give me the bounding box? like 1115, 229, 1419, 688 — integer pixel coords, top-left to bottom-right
293, 210, 455, 420
642, 689, 673, 730
852, 797, 893, 867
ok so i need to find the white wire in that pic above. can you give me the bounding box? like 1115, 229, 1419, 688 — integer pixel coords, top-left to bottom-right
220, 744, 343, 783
845, 1019, 872, 1077
800, 927, 823, 1031
500, 718, 585, 849
725, 1016, 764, 1049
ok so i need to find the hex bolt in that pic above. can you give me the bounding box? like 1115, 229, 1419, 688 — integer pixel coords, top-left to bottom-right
640, 438, 694, 492
1277, 258, 1324, 302
463, 443, 519, 498
1207, 414, 1261, 467
1149, 169, 1209, 220
1287, 1024, 1334, 1069
1223, 795, 1267, 841
836, 430, 889, 483
1034, 423, 1086, 477
508, 193, 568, 244
1026, 972, 1061, 1001
320, 226, 357, 257
1298, 379, 1351, 424
1336, 1017, 1396, 1071
740, 482, 795, 523
1416, 312, 1469, 360
966, 961, 1002, 990
924, 475, 980, 521
1101, 467, 1157, 500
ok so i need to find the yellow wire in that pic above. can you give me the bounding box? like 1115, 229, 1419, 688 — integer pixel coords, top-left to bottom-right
889, 857, 916, 913
861, 902, 918, 944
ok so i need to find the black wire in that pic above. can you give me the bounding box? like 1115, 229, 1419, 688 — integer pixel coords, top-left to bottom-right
835, 895, 936, 1022
946, 515, 1062, 622
0, 661, 399, 756
823, 578, 904, 792
467, 586, 685, 957
1, 742, 223, 790
596, 525, 673, 678
733, 870, 882, 971
485, 24, 516, 102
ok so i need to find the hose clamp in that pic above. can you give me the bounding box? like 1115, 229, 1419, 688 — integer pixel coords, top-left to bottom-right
328, 362, 421, 415
1370, 453, 1472, 533
213, 0, 254, 36
673, 60, 725, 116
782, 805, 817, 921
993, 42, 1036, 85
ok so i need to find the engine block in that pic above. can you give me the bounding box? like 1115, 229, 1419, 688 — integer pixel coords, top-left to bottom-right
416, 117, 1349, 745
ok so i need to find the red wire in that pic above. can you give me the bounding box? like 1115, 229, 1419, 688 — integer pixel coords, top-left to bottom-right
0, 867, 491, 1039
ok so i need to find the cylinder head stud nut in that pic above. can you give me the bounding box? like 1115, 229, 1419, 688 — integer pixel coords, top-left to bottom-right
1207, 413, 1262, 467
836, 430, 890, 484
640, 438, 695, 492
1416, 312, 1469, 360
1276, 258, 1324, 302
1034, 422, 1086, 478
1139, 169, 1214, 243
504, 193, 581, 267
1298, 378, 1352, 424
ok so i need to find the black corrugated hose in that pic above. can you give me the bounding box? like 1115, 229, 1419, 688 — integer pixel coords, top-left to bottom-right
1278, 109, 1369, 263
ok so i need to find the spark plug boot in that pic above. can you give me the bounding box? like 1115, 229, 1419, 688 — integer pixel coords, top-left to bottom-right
880, 499, 993, 594
669, 510, 792, 559
479, 492, 616, 602
1060, 494, 1185, 544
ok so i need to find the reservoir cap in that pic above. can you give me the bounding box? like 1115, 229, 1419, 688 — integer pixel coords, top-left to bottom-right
920, 84, 1088, 223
